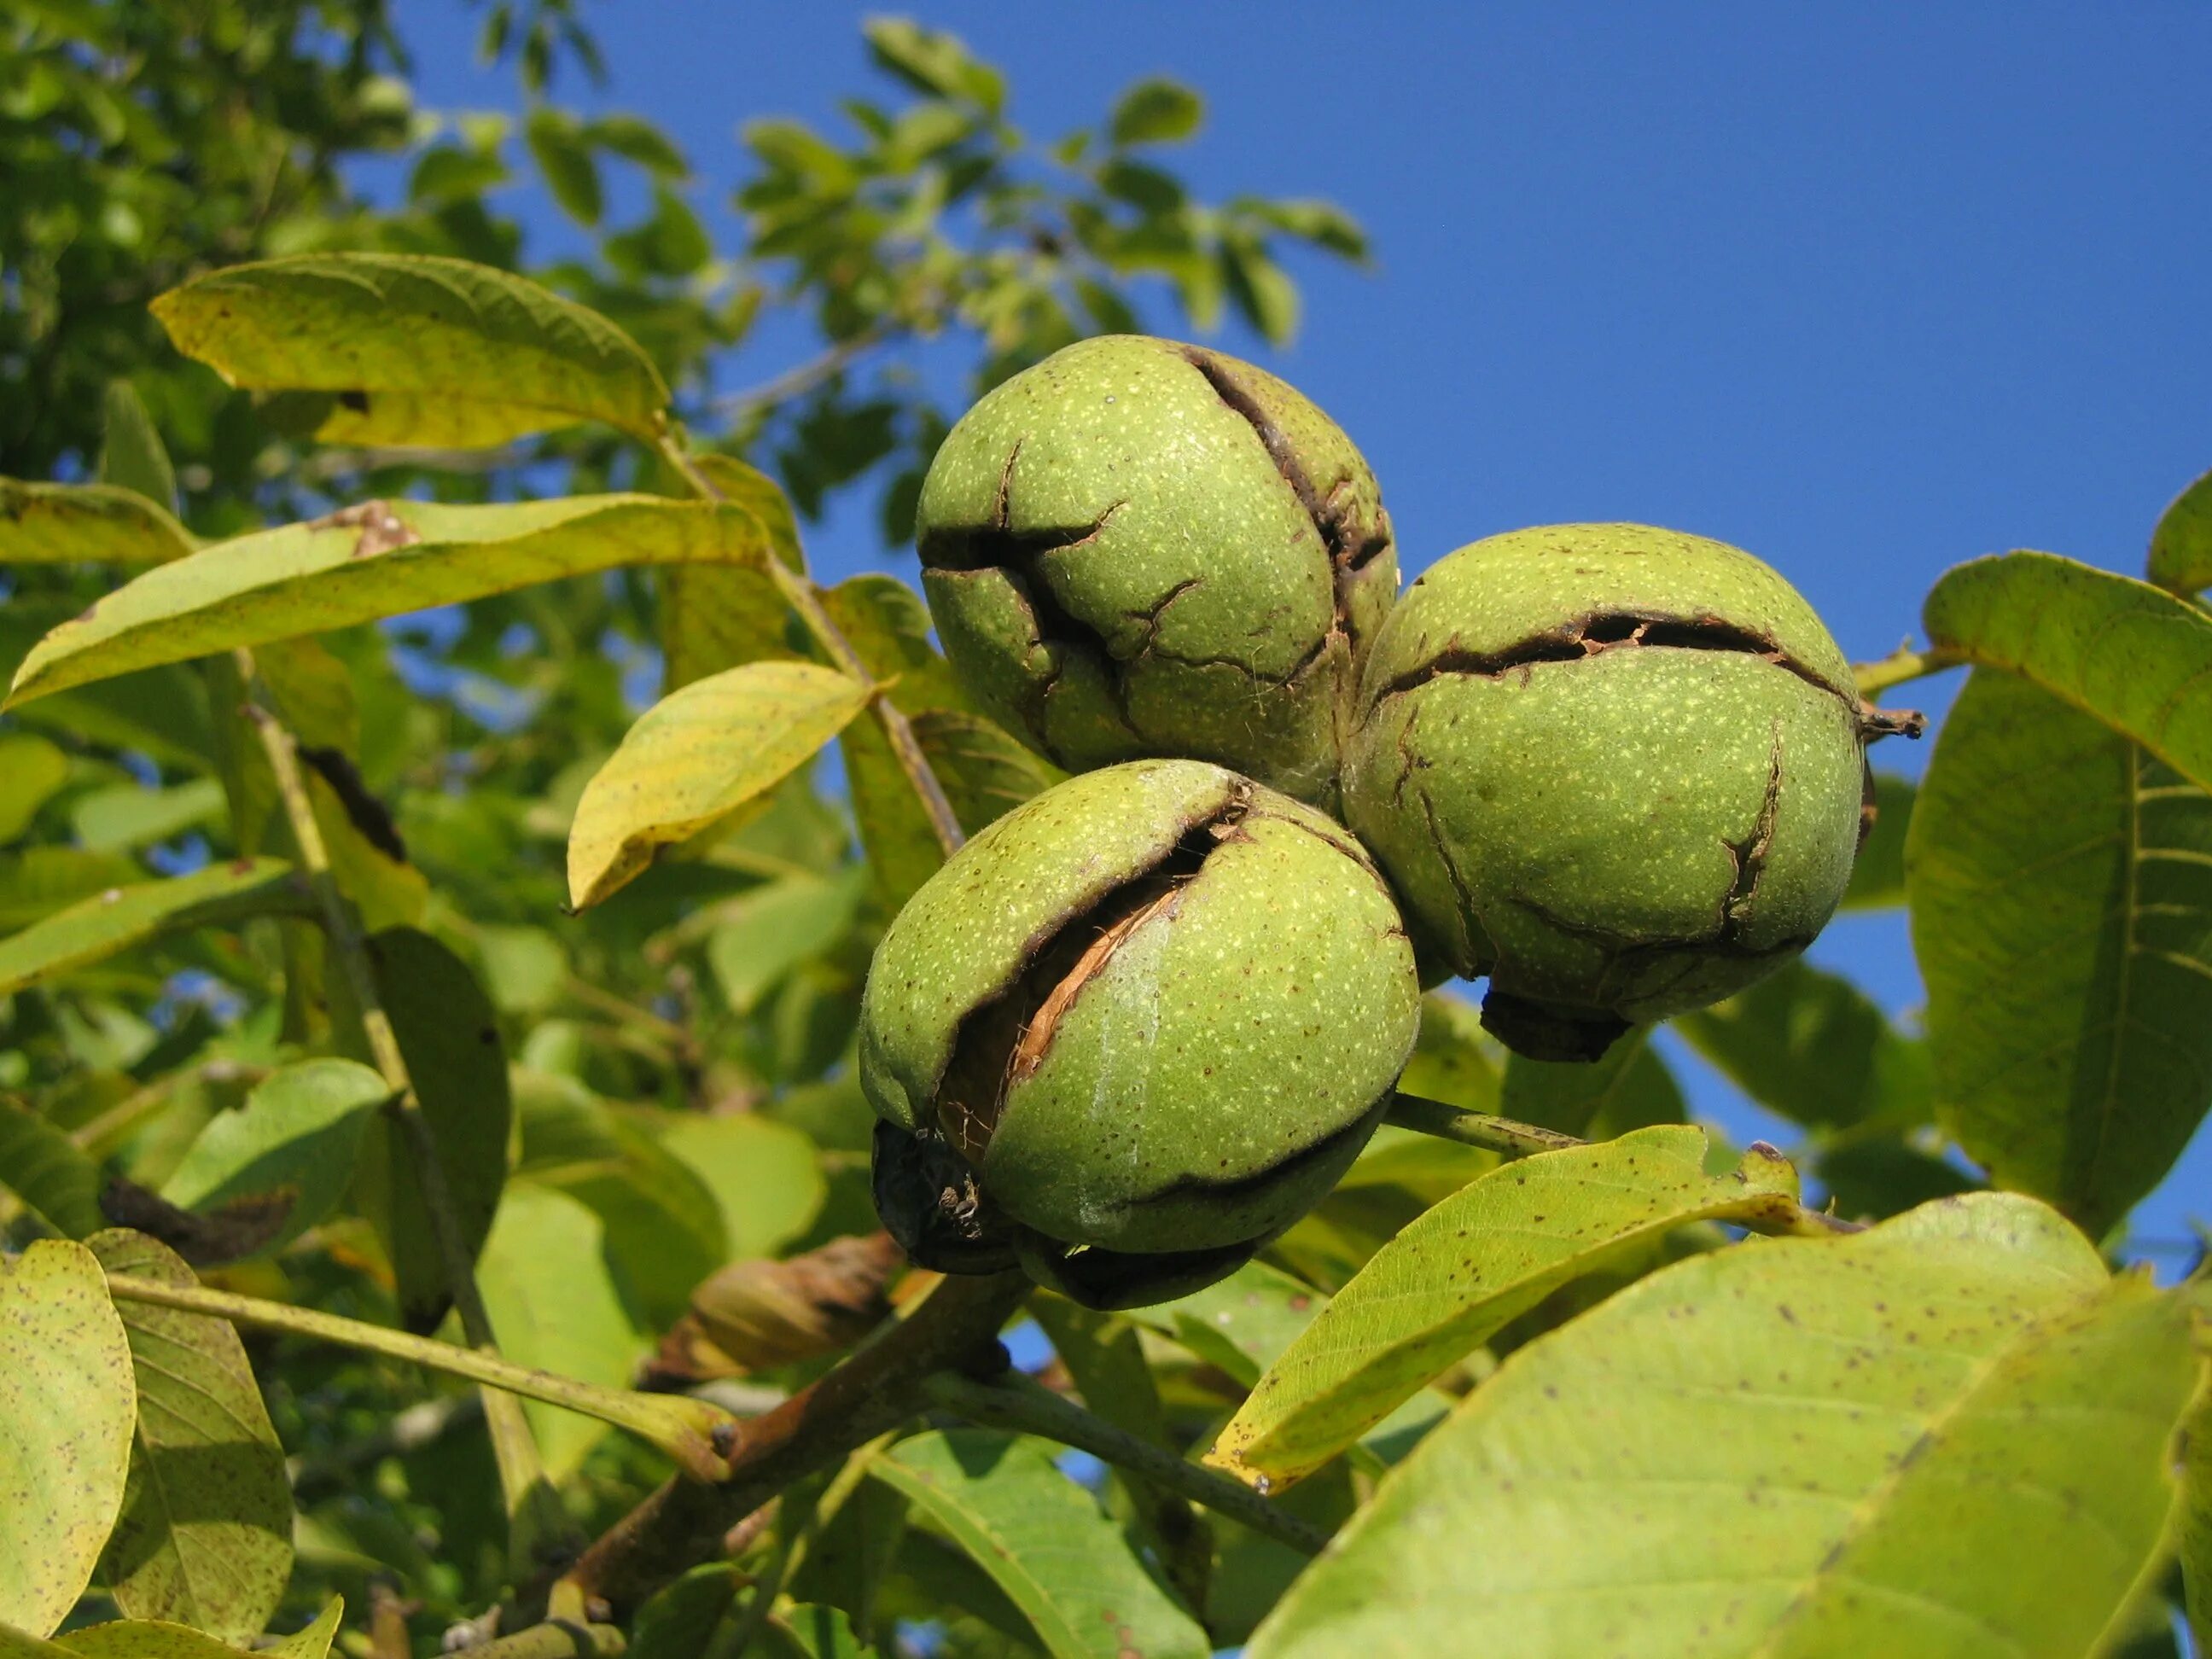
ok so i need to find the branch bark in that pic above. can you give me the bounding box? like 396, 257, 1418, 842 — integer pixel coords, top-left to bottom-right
561, 1268, 1031, 1617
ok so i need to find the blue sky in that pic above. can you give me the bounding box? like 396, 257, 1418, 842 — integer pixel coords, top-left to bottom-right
387, 1, 2212, 1252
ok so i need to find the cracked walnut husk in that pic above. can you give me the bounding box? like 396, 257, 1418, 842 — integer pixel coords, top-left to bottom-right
859, 759, 1420, 1308
1343, 522, 1900, 1063
915, 335, 1396, 811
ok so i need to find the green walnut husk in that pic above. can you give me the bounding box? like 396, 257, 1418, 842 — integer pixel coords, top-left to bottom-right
1344, 523, 1883, 1063
916, 335, 1396, 810
860, 758, 1420, 1308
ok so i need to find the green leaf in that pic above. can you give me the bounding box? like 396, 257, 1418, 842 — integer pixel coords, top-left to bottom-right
1109, 78, 1202, 146
0, 481, 195, 568
1841, 771, 1912, 909
0, 848, 145, 932
98, 382, 177, 515
649, 1109, 826, 1260
863, 19, 1004, 114
1923, 550, 2212, 791
568, 660, 870, 908
471, 923, 568, 1015
149, 253, 670, 445
0, 1240, 136, 1636
475, 1182, 644, 1482
69, 778, 225, 853
0, 1098, 105, 1238
1908, 670, 2212, 1234
1499, 1025, 1684, 1137
0, 736, 69, 843
659, 455, 806, 690
1209, 1126, 1803, 1491
707, 869, 865, 1013
1129, 1259, 1327, 1389
870, 1430, 1208, 1659
587, 113, 690, 177
1397, 992, 1503, 1111
628, 1565, 739, 1659
2183, 1378, 2211, 1656
763, 1603, 875, 1659
161, 1059, 387, 1256
514, 1078, 726, 1330
84, 1231, 291, 1643
1222, 243, 1299, 345
352, 928, 512, 1331
2149, 465, 2212, 593
1674, 959, 1930, 1131
7, 496, 771, 707
822, 574, 981, 909
48, 1598, 340, 1659
912, 710, 1060, 835
525, 107, 602, 225
0, 859, 311, 998
1249, 1193, 2199, 1659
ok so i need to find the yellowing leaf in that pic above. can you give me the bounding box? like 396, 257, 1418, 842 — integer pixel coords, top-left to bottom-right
568, 660, 870, 908
1250, 1193, 2199, 1659
0, 1241, 137, 1636
0, 481, 195, 568
8, 496, 771, 707
1209, 1126, 1802, 1491
151, 253, 668, 445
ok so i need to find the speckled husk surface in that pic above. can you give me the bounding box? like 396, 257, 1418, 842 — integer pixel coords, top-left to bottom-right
860, 758, 1419, 1296
916, 335, 1396, 809
1344, 523, 1866, 1060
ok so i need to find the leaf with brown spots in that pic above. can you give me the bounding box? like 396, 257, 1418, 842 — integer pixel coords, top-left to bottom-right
0, 1240, 136, 1636
1208, 1125, 1797, 1492
1251, 1192, 2201, 1659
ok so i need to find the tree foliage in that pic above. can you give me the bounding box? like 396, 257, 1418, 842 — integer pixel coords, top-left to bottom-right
0, 6, 2205, 1659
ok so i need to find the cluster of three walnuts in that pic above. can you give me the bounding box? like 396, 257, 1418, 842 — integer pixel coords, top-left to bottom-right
859, 336, 1889, 1308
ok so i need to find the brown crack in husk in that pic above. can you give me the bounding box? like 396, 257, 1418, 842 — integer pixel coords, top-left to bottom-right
932, 788, 1255, 1164
1371, 611, 1855, 707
